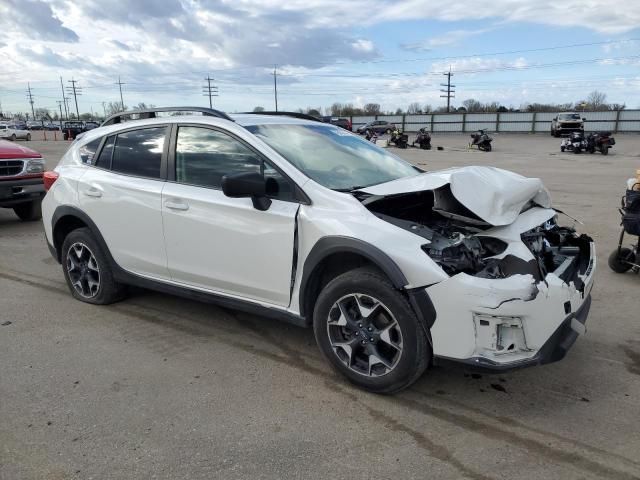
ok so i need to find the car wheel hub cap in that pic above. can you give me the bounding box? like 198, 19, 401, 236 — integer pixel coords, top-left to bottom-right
327, 294, 403, 377
66, 242, 100, 298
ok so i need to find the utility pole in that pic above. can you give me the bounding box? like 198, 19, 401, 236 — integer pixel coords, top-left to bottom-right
60, 76, 68, 120
102, 101, 107, 119
202, 75, 218, 108
273, 65, 278, 112
116, 76, 125, 111
440, 68, 456, 113
56, 100, 64, 129
26, 83, 35, 119
66, 78, 81, 119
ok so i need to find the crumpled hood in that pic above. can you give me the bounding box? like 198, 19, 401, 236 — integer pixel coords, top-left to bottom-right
358, 166, 552, 226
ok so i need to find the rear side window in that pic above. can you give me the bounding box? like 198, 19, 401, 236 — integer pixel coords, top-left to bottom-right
111, 127, 166, 179
94, 135, 115, 169
79, 138, 102, 165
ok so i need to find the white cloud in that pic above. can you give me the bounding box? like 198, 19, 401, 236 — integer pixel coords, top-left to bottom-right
401, 28, 492, 52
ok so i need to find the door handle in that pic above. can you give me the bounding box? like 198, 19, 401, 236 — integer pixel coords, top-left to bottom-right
164, 200, 189, 211
83, 187, 102, 198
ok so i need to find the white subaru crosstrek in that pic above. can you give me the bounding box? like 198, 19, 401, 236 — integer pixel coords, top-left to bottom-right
42, 107, 595, 393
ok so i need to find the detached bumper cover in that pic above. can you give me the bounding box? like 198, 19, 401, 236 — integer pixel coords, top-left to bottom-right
435, 294, 591, 372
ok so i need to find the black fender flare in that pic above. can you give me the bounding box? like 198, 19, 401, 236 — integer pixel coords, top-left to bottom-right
298, 236, 436, 329
51, 205, 117, 267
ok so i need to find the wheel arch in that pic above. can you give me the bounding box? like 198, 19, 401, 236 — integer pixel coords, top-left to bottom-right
51, 206, 113, 265
299, 235, 436, 339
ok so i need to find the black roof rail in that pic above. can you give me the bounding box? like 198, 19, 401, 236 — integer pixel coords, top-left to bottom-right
102, 106, 233, 126
240, 111, 323, 122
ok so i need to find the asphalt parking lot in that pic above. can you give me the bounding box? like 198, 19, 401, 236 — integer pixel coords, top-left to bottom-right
1, 133, 640, 480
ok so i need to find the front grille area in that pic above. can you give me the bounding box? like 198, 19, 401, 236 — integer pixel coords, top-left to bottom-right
559, 122, 582, 129
0, 160, 24, 177
0, 160, 23, 177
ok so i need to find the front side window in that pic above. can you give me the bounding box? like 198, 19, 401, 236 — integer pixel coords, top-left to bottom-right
246, 124, 418, 191
111, 127, 165, 179
175, 126, 294, 200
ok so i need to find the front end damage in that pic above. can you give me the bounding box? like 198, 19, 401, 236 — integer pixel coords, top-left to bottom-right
357, 169, 595, 370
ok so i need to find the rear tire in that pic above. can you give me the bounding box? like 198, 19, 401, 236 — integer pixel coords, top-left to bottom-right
26, 133, 31, 141
313, 267, 431, 394
560, 146, 565, 152
608, 248, 634, 273
13, 200, 42, 221
10, 134, 16, 141
601, 145, 609, 155
61, 227, 127, 304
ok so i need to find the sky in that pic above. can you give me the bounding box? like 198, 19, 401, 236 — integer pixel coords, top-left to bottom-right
1, 0, 640, 117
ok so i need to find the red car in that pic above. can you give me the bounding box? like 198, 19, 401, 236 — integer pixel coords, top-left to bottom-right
0, 140, 46, 221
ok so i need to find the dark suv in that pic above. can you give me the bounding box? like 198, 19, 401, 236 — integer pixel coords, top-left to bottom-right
322, 117, 352, 131
356, 120, 396, 135
62, 121, 87, 140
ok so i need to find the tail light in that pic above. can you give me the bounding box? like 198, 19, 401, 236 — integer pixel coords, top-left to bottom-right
43, 171, 59, 192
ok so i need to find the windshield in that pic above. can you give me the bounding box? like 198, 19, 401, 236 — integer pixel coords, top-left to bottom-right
246, 123, 419, 190
559, 113, 581, 121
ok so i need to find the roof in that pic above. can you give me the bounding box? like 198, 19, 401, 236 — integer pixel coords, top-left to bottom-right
0, 140, 42, 159
230, 113, 326, 127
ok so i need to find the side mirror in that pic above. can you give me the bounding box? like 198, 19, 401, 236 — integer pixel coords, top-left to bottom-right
221, 172, 271, 211
582, 118, 586, 121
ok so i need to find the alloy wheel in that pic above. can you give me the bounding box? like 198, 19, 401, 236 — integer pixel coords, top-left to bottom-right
66, 242, 101, 298
327, 293, 403, 377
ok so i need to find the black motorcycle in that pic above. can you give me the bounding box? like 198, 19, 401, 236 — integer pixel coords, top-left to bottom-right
389, 128, 408, 149
469, 129, 492, 152
412, 128, 432, 150
586, 131, 615, 155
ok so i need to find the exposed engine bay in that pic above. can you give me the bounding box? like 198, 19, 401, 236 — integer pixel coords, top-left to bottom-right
357, 187, 593, 290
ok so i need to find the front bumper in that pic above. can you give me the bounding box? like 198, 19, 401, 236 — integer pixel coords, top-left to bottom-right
434, 294, 591, 372
427, 241, 595, 372
556, 124, 584, 135
0, 177, 45, 207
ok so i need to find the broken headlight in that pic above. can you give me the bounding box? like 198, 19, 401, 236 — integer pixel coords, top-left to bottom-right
421, 232, 507, 277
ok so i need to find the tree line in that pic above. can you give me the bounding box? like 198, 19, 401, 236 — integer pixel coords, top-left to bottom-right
252, 90, 626, 117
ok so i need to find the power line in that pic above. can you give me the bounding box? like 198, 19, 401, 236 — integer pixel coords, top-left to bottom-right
66, 78, 81, 119
440, 68, 455, 113
273, 65, 279, 112
116, 76, 126, 111
202, 75, 219, 108
59, 76, 68, 120
26, 83, 35, 119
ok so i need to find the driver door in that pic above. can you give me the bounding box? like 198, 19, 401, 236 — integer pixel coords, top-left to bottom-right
161, 125, 300, 307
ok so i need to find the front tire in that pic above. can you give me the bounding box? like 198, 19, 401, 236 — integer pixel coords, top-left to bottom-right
601, 145, 609, 155
13, 200, 42, 221
313, 267, 431, 394
10, 134, 16, 141
61, 227, 127, 304
26, 133, 31, 141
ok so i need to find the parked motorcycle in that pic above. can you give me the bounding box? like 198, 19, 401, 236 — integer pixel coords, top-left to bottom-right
364, 129, 378, 144
389, 128, 409, 149
586, 131, 615, 155
469, 129, 493, 152
412, 128, 432, 150
560, 131, 587, 154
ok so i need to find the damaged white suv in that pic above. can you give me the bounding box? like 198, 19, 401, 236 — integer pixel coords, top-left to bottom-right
42, 107, 595, 393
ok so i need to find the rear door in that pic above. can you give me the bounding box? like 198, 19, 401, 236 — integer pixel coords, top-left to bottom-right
77, 126, 170, 280
161, 124, 299, 306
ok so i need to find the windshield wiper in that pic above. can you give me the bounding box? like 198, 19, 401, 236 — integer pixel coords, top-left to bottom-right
333, 185, 368, 193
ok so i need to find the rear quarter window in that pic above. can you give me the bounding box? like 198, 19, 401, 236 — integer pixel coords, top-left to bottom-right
79, 138, 102, 165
